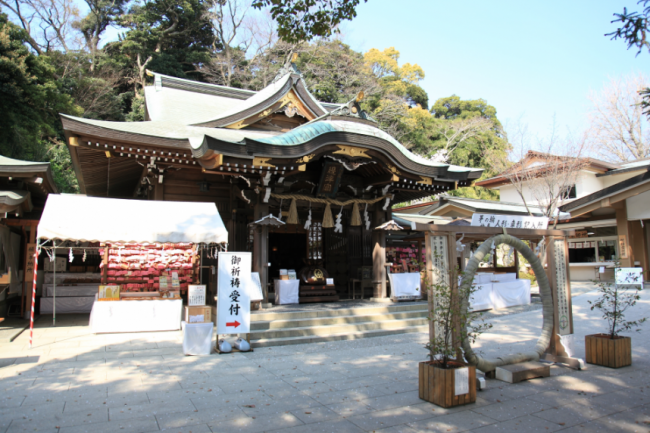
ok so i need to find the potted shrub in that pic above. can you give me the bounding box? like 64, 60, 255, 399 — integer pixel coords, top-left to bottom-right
420, 264, 491, 408
586, 267, 647, 368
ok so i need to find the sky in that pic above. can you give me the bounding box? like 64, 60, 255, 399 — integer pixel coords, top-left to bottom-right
340, 0, 650, 147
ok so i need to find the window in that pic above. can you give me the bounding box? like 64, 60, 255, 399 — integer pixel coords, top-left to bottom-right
308, 222, 322, 260
568, 236, 618, 263
597, 240, 617, 262
563, 185, 577, 200
569, 241, 596, 263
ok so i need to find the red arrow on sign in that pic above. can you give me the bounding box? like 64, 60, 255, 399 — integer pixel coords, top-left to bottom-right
226, 320, 240, 328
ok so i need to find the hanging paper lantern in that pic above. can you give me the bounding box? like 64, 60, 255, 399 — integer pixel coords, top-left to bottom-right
350, 202, 361, 226
287, 198, 299, 224
322, 203, 334, 228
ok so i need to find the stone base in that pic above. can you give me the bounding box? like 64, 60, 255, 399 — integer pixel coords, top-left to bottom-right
369, 297, 393, 303
495, 362, 550, 384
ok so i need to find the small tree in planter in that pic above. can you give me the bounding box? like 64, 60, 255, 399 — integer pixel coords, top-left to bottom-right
420, 262, 492, 407
586, 266, 647, 368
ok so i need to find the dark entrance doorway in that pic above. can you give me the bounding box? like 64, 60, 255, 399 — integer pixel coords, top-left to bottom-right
268, 232, 307, 279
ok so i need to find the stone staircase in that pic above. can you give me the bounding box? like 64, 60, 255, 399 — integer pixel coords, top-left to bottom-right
249, 302, 428, 348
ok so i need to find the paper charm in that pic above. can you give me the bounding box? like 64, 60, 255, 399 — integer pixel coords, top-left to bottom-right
456, 234, 466, 253
69, 248, 74, 263
82, 249, 87, 262
304, 206, 312, 230
334, 206, 343, 233
364, 203, 370, 230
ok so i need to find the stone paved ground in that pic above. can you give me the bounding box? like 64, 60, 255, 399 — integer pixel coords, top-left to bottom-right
1, 282, 650, 433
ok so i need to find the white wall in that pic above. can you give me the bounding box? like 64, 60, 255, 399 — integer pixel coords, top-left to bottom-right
627, 190, 650, 220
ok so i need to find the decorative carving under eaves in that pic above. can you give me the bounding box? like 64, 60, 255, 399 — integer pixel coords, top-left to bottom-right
284, 102, 298, 117
385, 163, 401, 176
333, 145, 371, 159
253, 157, 275, 168
295, 154, 315, 164
324, 155, 375, 171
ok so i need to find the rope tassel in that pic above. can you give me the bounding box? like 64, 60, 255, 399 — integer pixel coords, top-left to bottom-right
322, 203, 334, 228
350, 202, 361, 226
287, 199, 298, 224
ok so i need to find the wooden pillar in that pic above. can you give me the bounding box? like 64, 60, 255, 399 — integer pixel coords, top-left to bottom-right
371, 203, 387, 298
629, 220, 646, 269
447, 233, 462, 361
615, 204, 632, 267
253, 201, 269, 303
153, 180, 164, 201
21, 225, 36, 318
424, 232, 434, 339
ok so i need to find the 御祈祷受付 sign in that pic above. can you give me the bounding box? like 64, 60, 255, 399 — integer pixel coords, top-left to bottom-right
217, 252, 251, 334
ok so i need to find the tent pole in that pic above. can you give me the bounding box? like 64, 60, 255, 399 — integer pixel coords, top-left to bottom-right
52, 241, 56, 327
29, 240, 40, 349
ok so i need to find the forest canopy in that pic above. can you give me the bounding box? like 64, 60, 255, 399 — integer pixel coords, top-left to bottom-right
0, 0, 508, 199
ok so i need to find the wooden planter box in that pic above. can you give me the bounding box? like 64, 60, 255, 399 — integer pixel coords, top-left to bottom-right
585, 334, 632, 368
418, 361, 476, 408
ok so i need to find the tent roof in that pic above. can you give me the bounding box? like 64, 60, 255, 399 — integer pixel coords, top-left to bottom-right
38, 195, 228, 244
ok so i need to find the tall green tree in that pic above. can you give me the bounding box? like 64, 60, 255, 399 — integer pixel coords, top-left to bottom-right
252, 0, 367, 43
0, 13, 81, 191
111, 0, 214, 92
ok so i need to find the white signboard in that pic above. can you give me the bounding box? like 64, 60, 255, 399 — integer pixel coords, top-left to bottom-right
615, 267, 644, 286
250, 272, 264, 302
471, 214, 548, 230
188, 285, 206, 306
454, 367, 469, 396
217, 252, 251, 334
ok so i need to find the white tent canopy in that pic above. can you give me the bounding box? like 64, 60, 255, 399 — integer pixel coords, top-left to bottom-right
38, 195, 228, 244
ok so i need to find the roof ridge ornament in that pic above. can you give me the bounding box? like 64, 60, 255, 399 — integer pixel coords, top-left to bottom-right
273, 52, 301, 83
327, 91, 376, 122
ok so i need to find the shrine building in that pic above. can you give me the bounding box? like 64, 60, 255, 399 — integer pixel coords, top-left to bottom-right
60, 61, 483, 303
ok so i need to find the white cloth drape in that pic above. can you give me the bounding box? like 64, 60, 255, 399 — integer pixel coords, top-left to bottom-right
182, 321, 213, 355
274, 280, 299, 304
388, 273, 422, 298
89, 298, 182, 333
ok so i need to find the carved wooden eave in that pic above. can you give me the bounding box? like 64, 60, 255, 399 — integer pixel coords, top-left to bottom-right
190, 74, 327, 128
249, 214, 286, 227
375, 220, 404, 231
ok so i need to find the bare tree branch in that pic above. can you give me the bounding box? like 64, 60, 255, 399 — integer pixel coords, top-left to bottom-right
588, 73, 650, 162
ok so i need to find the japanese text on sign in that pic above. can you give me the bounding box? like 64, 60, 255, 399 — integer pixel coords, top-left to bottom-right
471, 214, 548, 230
217, 252, 251, 334
553, 239, 571, 336
317, 162, 343, 197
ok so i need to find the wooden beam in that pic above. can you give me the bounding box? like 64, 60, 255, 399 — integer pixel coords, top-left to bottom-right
363, 174, 393, 187
609, 181, 650, 204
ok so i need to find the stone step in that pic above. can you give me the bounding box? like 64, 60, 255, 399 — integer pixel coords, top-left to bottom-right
250, 302, 428, 322
249, 317, 429, 340
251, 324, 428, 348
251, 310, 428, 331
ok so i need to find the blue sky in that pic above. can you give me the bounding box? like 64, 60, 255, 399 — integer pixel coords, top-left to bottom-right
341, 0, 650, 144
